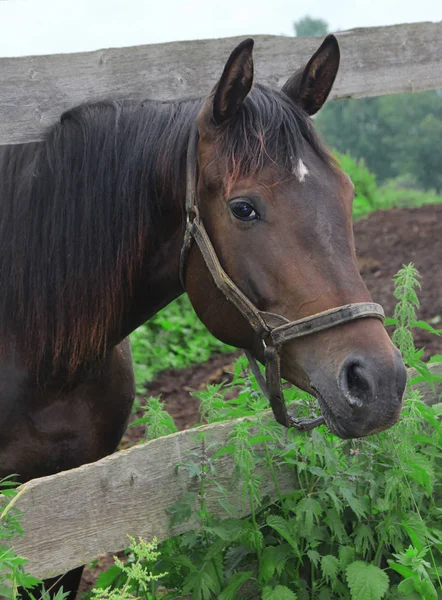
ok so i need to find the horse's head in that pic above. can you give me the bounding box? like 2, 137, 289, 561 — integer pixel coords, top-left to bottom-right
183, 37, 406, 438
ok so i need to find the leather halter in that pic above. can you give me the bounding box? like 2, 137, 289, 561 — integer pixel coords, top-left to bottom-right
180, 128, 385, 429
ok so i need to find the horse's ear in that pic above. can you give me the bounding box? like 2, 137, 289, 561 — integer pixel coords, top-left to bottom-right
212, 38, 254, 125
282, 34, 340, 116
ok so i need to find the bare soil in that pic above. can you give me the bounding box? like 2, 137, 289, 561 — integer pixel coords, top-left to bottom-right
79, 204, 442, 594
355, 205, 441, 356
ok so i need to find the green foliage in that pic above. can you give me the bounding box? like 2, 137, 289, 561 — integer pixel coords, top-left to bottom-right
392, 264, 421, 359
334, 152, 378, 219
388, 264, 441, 392
294, 15, 328, 37
262, 584, 298, 599
375, 183, 442, 212
88, 265, 441, 600
130, 295, 233, 393
377, 181, 442, 210
389, 546, 439, 600
317, 91, 442, 192
346, 562, 389, 600
90, 537, 166, 600
334, 151, 442, 219
129, 397, 178, 440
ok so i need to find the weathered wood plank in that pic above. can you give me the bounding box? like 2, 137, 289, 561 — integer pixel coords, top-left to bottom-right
1, 21, 441, 146
4, 415, 297, 579
2, 363, 440, 580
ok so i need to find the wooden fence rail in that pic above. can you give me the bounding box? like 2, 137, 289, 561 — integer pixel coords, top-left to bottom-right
1, 20, 441, 146
2, 363, 441, 580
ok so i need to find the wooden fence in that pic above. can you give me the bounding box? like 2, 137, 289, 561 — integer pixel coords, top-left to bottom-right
1, 20, 441, 581
1, 21, 442, 146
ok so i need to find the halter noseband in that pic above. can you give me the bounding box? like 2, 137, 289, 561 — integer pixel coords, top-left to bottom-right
179, 128, 385, 430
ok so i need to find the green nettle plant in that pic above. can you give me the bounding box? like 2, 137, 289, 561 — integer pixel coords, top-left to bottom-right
90, 536, 166, 600
87, 264, 441, 600
1, 265, 441, 599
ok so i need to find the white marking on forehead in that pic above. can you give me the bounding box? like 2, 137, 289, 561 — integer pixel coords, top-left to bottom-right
293, 158, 309, 182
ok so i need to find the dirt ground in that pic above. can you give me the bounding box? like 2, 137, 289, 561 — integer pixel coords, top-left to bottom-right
355, 205, 441, 356
79, 204, 442, 594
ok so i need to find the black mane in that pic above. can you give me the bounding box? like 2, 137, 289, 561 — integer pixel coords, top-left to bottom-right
0, 85, 330, 379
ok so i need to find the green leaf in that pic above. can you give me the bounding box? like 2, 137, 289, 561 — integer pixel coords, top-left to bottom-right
321, 554, 340, 584
397, 577, 418, 595
224, 545, 253, 575
266, 515, 301, 557
411, 320, 441, 335
14, 571, 41, 589
387, 561, 414, 580
172, 554, 195, 570
384, 317, 398, 326
339, 545, 356, 571
239, 525, 264, 553
247, 435, 277, 445
0, 583, 12, 599
429, 354, 442, 363
205, 519, 243, 542
259, 543, 292, 583
339, 487, 367, 519
49, 590, 71, 600
218, 571, 253, 600
206, 538, 228, 560
418, 578, 438, 600
410, 373, 442, 385
307, 549, 321, 567
167, 492, 197, 527
95, 565, 122, 589
294, 497, 323, 535
353, 524, 376, 556
401, 522, 424, 553
262, 584, 298, 599
346, 561, 389, 600
183, 559, 221, 600
325, 508, 347, 543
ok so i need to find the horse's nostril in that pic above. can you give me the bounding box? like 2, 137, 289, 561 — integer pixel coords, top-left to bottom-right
339, 358, 375, 408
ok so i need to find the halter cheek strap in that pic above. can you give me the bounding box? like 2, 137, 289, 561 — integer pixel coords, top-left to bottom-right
180, 128, 385, 429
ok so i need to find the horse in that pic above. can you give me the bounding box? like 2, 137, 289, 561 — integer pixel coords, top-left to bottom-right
0, 35, 406, 598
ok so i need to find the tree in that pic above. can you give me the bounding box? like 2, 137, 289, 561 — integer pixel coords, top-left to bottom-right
294, 16, 328, 37
316, 91, 442, 191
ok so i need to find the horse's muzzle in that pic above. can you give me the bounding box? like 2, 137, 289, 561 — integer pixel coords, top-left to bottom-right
312, 348, 407, 438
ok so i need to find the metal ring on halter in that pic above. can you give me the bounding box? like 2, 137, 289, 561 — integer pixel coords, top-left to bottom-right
180, 127, 386, 430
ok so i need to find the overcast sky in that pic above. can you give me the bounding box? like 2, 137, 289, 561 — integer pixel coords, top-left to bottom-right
0, 0, 441, 57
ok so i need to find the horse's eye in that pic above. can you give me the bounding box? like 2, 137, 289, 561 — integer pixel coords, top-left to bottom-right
229, 199, 259, 221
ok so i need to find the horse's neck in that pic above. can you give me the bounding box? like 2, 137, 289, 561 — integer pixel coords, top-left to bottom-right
117, 104, 192, 340
119, 222, 185, 340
